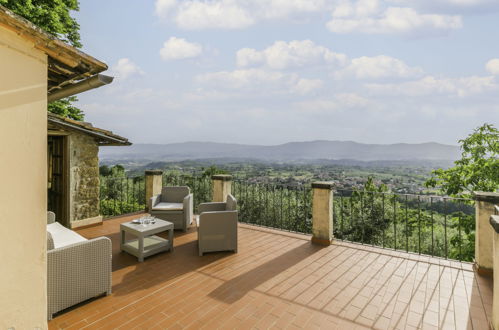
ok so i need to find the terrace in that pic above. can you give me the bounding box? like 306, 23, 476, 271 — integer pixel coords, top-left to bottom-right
48, 212, 493, 329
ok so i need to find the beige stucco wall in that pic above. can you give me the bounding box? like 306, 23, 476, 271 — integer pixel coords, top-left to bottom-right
0, 26, 48, 327
68, 131, 102, 227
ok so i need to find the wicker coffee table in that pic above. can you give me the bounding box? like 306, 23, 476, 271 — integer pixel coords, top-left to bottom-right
120, 218, 174, 262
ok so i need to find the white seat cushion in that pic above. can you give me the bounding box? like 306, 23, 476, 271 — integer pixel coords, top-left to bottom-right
47, 222, 87, 249
152, 202, 183, 211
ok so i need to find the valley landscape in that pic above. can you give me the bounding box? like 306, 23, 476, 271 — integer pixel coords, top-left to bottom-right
100, 140, 460, 194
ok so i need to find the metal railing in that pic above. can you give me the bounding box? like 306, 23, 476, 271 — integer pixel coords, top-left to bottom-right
98, 172, 475, 262
100, 176, 146, 217
332, 190, 474, 261
233, 180, 312, 234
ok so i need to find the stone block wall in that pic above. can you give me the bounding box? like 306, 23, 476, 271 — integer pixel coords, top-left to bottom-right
69, 131, 101, 226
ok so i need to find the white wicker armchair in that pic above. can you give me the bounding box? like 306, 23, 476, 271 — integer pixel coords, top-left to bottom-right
149, 186, 193, 231
197, 194, 238, 256
46, 212, 112, 320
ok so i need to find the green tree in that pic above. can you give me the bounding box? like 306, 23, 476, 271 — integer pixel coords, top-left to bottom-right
99, 165, 111, 177
425, 123, 499, 197
1, 0, 86, 120
0, 0, 82, 47
47, 96, 84, 121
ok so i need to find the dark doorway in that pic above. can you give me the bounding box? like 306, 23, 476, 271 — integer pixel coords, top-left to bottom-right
48, 135, 69, 226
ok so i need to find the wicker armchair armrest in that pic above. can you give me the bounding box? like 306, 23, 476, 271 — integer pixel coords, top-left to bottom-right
47, 236, 112, 320
184, 194, 193, 225
47, 211, 56, 224
149, 194, 161, 211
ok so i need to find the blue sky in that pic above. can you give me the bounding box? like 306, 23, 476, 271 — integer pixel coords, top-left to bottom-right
74, 0, 499, 146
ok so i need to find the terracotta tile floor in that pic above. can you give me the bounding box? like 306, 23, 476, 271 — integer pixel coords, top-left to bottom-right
48, 213, 493, 329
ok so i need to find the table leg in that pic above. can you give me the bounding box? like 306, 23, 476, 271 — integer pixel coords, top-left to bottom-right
120, 229, 125, 251
138, 234, 144, 262
169, 228, 174, 252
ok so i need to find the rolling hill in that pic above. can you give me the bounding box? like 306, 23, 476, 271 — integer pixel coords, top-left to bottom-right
99, 140, 461, 163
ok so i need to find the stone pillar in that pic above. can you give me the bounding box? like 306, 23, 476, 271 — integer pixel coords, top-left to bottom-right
311, 182, 334, 246
212, 174, 232, 202
145, 170, 163, 212
473, 192, 499, 274
491, 214, 499, 330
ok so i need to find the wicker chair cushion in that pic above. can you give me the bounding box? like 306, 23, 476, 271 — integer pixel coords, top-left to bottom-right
152, 202, 183, 211
47, 222, 87, 249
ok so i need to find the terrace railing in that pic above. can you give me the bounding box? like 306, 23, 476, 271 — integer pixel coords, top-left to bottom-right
100, 176, 146, 217
232, 180, 313, 234
332, 190, 474, 262
99, 172, 475, 262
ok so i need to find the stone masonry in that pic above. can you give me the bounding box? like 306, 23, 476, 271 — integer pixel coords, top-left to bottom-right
69, 131, 100, 226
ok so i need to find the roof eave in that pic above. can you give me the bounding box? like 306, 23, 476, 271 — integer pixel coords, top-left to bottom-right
48, 113, 131, 147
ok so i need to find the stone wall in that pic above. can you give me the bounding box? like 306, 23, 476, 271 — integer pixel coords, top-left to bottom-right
69, 131, 101, 226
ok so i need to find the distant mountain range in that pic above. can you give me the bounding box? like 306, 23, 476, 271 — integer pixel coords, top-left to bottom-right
99, 140, 461, 163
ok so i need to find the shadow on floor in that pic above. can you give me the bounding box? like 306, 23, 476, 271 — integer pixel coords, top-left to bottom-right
208, 241, 324, 304
76, 214, 233, 298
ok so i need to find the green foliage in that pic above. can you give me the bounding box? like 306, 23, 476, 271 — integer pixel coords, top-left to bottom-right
448, 212, 475, 261
335, 178, 390, 245
233, 182, 312, 234
333, 177, 475, 261
201, 165, 228, 178
100, 199, 144, 217
48, 96, 85, 121
0, 0, 82, 47
99, 165, 111, 177
426, 123, 499, 197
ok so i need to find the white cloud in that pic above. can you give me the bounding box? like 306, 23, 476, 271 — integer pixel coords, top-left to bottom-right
337, 55, 423, 79
293, 93, 373, 115
154, 0, 466, 35
236, 40, 347, 70
160, 37, 203, 60
389, 0, 499, 11
154, 0, 328, 30
195, 68, 322, 94
291, 78, 324, 94
252, 0, 327, 20
111, 58, 144, 79
327, 2, 462, 35
174, 1, 254, 30
367, 75, 498, 97
486, 59, 499, 75
155, 0, 178, 18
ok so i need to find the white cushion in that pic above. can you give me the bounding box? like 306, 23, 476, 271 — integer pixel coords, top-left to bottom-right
152, 202, 183, 211
47, 222, 87, 249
